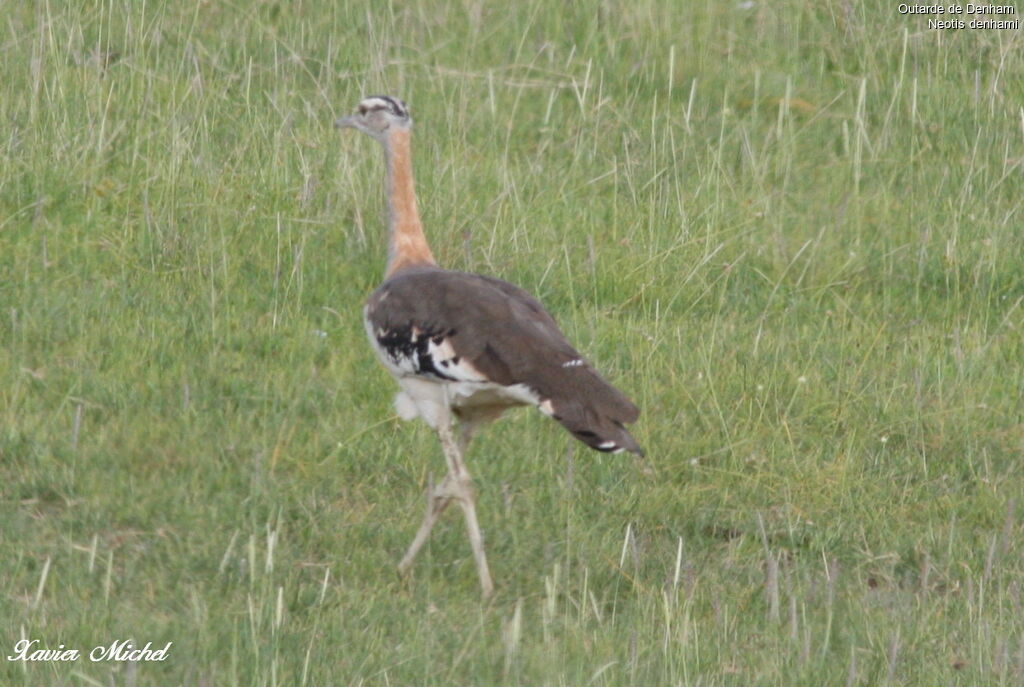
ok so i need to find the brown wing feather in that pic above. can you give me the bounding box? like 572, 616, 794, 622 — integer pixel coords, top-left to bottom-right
366, 266, 643, 455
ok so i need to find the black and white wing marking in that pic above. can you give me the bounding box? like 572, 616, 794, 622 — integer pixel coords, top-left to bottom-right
364, 266, 643, 455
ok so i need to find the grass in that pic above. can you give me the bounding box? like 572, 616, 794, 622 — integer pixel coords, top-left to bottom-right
2, 0, 1023, 684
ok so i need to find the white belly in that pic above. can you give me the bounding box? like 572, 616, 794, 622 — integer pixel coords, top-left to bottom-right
393, 376, 539, 428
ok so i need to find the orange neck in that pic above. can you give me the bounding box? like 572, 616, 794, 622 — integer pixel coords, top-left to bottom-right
383, 129, 436, 278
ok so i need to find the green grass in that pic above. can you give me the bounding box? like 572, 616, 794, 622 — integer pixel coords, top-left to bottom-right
2, 0, 1023, 684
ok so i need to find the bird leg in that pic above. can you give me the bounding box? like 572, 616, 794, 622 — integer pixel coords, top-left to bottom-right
397, 424, 494, 598
443, 451, 494, 599
397, 473, 452, 578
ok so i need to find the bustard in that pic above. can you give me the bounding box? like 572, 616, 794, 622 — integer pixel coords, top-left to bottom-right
335, 95, 642, 598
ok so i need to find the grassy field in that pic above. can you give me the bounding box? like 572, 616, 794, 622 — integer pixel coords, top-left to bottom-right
2, 0, 1023, 684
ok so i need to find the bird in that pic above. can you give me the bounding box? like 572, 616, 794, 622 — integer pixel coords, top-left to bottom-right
335, 95, 643, 598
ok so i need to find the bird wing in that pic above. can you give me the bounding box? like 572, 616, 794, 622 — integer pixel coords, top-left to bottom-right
364, 266, 643, 455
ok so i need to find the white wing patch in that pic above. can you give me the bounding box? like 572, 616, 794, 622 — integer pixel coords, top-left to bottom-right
363, 306, 546, 425
562, 359, 584, 368
428, 336, 488, 383
364, 309, 416, 377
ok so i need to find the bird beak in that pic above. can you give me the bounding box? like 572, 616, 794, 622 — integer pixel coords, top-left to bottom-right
334, 115, 357, 130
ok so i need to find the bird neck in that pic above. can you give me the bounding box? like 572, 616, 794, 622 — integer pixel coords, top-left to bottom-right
383, 129, 436, 278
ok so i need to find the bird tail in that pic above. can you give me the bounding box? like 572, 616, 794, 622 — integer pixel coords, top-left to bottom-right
556, 404, 644, 456
575, 423, 642, 456
541, 370, 644, 456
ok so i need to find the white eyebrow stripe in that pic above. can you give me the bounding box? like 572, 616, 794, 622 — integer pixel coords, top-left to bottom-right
361, 97, 393, 108
360, 96, 408, 116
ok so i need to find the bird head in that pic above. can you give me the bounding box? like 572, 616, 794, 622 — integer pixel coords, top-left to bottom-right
334, 95, 411, 141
